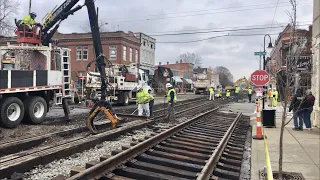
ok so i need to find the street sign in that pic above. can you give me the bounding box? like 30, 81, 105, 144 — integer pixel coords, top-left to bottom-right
250, 70, 270, 86
254, 52, 267, 56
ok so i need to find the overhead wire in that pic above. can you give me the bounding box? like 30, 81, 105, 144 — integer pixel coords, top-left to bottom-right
104, 2, 312, 23
156, 33, 280, 43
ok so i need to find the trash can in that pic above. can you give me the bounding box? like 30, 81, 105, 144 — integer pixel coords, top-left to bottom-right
262, 109, 276, 128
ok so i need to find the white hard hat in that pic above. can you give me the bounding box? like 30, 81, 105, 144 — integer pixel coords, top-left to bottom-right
166, 83, 172, 88
136, 85, 142, 90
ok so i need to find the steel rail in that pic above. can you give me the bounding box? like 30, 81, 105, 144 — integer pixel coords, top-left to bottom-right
196, 113, 243, 180
66, 107, 222, 180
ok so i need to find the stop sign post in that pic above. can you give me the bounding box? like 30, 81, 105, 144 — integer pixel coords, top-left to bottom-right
251, 70, 270, 86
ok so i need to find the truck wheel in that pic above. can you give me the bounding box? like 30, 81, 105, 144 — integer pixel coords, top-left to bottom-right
24, 96, 47, 124
122, 92, 129, 106
0, 97, 24, 128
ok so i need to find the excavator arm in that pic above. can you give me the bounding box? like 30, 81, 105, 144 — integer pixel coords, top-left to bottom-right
38, 0, 119, 133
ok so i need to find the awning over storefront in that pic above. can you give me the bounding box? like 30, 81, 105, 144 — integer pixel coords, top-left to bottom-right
185, 79, 192, 84
172, 76, 183, 83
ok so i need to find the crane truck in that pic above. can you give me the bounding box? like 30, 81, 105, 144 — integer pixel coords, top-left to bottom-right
85, 63, 151, 106
0, 0, 120, 131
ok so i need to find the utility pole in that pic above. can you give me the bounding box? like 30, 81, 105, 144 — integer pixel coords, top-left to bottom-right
259, 47, 262, 70
29, 0, 32, 14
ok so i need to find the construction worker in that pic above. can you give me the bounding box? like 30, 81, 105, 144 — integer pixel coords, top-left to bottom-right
165, 83, 177, 120
136, 85, 150, 117
267, 88, 272, 106
147, 88, 154, 116
215, 90, 220, 99
226, 90, 231, 98
19, 12, 37, 32
248, 87, 253, 103
234, 85, 240, 102
272, 88, 278, 107
209, 87, 214, 100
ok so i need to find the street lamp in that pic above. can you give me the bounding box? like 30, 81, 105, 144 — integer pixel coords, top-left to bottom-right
262, 34, 273, 109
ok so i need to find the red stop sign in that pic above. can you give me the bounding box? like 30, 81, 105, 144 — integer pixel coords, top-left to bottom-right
250, 70, 270, 86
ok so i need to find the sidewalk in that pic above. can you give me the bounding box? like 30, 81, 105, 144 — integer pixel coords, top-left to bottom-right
251, 106, 320, 180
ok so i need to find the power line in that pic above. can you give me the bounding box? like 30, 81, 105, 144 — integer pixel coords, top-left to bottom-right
269, 0, 281, 33
103, 2, 312, 24
148, 23, 311, 37
103, 0, 311, 21
156, 33, 280, 43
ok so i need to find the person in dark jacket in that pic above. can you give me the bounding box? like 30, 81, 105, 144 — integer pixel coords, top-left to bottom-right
289, 88, 304, 130
302, 89, 315, 130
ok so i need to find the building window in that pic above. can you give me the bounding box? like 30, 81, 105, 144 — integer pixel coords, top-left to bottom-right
76, 46, 88, 60
151, 43, 153, 49
135, 50, 138, 63
143, 41, 146, 46
83, 46, 88, 60
130, 48, 133, 62
109, 45, 117, 59
123, 46, 126, 61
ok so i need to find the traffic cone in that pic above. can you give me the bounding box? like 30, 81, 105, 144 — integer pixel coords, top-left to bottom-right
253, 98, 264, 140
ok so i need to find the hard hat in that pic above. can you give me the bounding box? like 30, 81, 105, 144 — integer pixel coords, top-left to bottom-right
30, 12, 37, 17
166, 83, 172, 88
136, 85, 142, 90
273, 88, 276, 90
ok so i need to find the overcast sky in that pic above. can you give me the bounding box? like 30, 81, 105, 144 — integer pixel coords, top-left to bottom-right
18, 0, 313, 80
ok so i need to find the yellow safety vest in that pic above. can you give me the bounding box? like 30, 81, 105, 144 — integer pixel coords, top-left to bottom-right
20, 15, 36, 26
226, 92, 230, 97
235, 87, 240, 94
137, 89, 150, 104
248, 89, 252, 94
209, 88, 213, 93
273, 91, 278, 98
167, 89, 177, 103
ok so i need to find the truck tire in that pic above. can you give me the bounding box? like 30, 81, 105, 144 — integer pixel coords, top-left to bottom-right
122, 92, 129, 106
0, 97, 25, 128
23, 96, 47, 124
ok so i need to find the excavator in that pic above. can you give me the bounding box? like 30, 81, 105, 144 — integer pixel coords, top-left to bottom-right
225, 76, 252, 91
14, 0, 120, 134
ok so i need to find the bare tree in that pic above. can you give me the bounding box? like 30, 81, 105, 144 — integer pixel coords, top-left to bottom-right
214, 66, 234, 87
177, 52, 203, 68
80, 19, 109, 33
0, 0, 20, 36
276, 1, 310, 179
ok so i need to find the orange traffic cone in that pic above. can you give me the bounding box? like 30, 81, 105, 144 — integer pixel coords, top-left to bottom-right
253, 98, 264, 140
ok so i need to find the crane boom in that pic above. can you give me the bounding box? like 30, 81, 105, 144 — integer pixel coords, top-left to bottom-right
42, 0, 80, 32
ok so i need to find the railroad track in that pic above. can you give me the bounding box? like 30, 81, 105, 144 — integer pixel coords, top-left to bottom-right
57, 108, 250, 180
0, 98, 230, 179
0, 96, 207, 157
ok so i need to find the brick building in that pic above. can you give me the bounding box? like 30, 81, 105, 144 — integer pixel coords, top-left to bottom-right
269, 24, 313, 96
53, 31, 141, 80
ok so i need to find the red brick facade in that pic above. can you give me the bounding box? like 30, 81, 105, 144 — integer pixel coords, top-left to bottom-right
53, 31, 141, 79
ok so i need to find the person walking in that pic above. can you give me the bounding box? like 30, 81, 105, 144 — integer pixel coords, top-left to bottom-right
234, 85, 240, 102
209, 87, 214, 101
248, 87, 253, 103
302, 89, 315, 130
147, 88, 155, 116
289, 88, 304, 130
136, 85, 150, 117
165, 83, 177, 121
